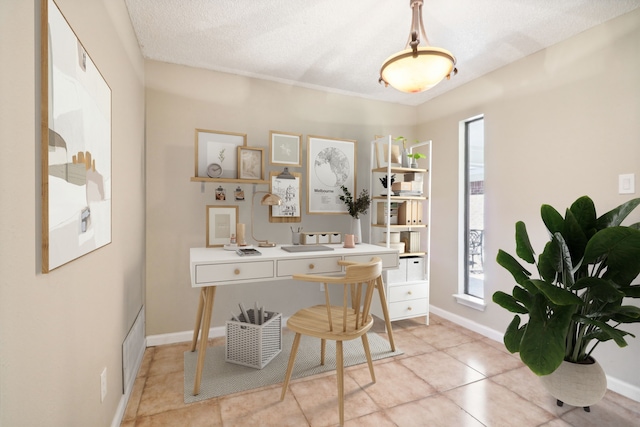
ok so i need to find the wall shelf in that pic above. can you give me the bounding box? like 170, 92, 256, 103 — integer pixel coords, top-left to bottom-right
190, 177, 269, 185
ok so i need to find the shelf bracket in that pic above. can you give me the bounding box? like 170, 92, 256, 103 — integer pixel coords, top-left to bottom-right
201, 182, 205, 193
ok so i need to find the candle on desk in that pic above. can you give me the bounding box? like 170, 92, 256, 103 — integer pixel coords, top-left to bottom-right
237, 223, 246, 246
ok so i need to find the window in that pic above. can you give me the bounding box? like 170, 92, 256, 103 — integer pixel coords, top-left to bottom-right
456, 116, 485, 310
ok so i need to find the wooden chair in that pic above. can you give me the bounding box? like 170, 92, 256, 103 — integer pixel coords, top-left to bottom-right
280, 257, 383, 426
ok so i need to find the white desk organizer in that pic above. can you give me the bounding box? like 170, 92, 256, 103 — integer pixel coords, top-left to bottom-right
225, 311, 282, 369
301, 232, 342, 245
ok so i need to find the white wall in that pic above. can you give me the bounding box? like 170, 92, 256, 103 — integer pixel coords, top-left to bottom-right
419, 9, 640, 397
144, 61, 419, 336
0, 0, 146, 425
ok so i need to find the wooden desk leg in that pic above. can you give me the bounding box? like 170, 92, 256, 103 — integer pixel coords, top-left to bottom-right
193, 286, 216, 395
190, 288, 206, 352
376, 276, 396, 352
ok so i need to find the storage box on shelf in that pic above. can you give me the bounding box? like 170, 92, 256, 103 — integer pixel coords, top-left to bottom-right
369, 136, 432, 324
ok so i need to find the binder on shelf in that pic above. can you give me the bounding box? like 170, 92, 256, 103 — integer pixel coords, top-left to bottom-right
401, 231, 421, 253
398, 201, 411, 225
377, 201, 398, 225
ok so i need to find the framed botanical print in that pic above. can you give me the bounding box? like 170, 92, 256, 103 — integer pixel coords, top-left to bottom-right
238, 146, 264, 180
306, 135, 356, 214
195, 129, 246, 179
206, 205, 238, 247
270, 131, 302, 167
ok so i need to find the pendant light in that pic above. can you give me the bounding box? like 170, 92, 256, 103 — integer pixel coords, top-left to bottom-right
379, 0, 457, 93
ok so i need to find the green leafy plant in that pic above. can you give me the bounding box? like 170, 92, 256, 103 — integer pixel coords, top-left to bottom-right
493, 196, 640, 376
379, 174, 396, 189
407, 153, 426, 160
339, 185, 371, 219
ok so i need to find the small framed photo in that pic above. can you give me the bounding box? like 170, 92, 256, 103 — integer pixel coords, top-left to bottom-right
375, 140, 402, 168
270, 131, 302, 167
195, 129, 246, 179
238, 146, 264, 180
206, 205, 238, 247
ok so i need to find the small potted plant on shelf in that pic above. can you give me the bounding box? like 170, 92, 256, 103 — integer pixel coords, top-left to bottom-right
493, 195, 640, 410
407, 152, 426, 168
339, 185, 371, 244
379, 174, 396, 194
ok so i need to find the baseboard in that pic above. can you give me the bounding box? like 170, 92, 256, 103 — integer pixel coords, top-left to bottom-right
429, 304, 640, 403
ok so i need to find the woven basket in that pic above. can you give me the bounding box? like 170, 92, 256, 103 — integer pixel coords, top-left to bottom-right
225, 311, 282, 369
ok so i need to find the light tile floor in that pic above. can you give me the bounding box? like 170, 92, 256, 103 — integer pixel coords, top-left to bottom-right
121, 314, 640, 426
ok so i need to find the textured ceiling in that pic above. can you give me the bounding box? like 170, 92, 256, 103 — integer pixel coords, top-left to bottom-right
125, 0, 640, 106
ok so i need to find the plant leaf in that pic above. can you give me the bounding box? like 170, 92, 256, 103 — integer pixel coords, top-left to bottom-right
519, 294, 573, 375
563, 209, 588, 264
569, 196, 597, 238
515, 221, 535, 263
596, 198, 640, 229
492, 291, 528, 314
538, 241, 559, 282
541, 204, 564, 237
584, 227, 640, 286
503, 315, 525, 353
496, 250, 532, 286
529, 279, 583, 306
576, 316, 630, 347
619, 285, 640, 298
571, 277, 625, 303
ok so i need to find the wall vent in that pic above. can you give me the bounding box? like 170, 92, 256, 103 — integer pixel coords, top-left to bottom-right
122, 307, 145, 394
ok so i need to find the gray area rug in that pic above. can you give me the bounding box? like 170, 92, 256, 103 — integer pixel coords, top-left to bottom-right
184, 332, 402, 403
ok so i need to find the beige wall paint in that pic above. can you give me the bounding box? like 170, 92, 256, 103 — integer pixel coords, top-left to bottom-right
419, 9, 640, 394
144, 61, 418, 335
0, 0, 145, 425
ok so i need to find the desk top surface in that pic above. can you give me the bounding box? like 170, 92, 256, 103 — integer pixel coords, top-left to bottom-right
190, 243, 397, 263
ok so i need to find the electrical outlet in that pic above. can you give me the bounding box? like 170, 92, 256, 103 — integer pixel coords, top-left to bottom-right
319, 283, 325, 292
100, 367, 107, 402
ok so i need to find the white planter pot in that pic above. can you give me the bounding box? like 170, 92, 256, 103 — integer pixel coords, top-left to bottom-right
539, 357, 607, 410
350, 217, 362, 244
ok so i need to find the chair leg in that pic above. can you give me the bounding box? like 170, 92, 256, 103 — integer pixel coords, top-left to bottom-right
361, 334, 376, 383
280, 333, 301, 401
321, 338, 326, 365
336, 341, 344, 427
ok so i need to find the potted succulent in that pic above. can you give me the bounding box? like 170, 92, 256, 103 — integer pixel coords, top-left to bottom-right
394, 136, 417, 168
407, 152, 426, 168
339, 185, 371, 244
493, 196, 640, 409
379, 174, 396, 194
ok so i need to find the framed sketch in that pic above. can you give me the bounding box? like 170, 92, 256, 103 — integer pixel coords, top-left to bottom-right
306, 135, 356, 214
41, 0, 112, 273
375, 140, 402, 168
269, 171, 302, 223
270, 131, 302, 167
206, 205, 238, 247
238, 147, 264, 180
195, 129, 246, 179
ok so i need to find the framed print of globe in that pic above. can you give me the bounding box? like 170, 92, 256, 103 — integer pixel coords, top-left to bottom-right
306, 136, 356, 214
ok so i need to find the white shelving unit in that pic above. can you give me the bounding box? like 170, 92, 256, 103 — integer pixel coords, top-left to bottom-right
369, 136, 431, 324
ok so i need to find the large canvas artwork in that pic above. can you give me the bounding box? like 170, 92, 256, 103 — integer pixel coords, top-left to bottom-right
41, 0, 112, 273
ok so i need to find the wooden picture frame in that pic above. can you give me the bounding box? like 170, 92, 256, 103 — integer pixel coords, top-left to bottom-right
375, 140, 402, 168
195, 129, 246, 179
269, 171, 302, 223
270, 131, 302, 167
238, 146, 264, 180
306, 135, 356, 215
206, 205, 238, 247
41, 0, 112, 273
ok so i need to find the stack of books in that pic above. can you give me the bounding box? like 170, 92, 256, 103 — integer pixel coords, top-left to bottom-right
391, 181, 423, 197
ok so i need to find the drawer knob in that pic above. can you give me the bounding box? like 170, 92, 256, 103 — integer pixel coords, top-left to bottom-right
309, 264, 315, 270
234, 269, 240, 275
408, 291, 412, 295
407, 306, 413, 311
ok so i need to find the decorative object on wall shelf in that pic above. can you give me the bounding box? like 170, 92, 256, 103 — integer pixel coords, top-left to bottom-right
379, 174, 396, 193
207, 162, 223, 178
195, 129, 246, 179
307, 135, 356, 214
238, 147, 264, 180
234, 186, 245, 201
269, 170, 302, 223
374, 140, 402, 168
206, 205, 238, 247
270, 131, 302, 167
215, 186, 226, 200
251, 191, 282, 247
41, 0, 112, 273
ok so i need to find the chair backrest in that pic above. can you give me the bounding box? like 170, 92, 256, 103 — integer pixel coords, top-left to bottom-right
324, 257, 382, 334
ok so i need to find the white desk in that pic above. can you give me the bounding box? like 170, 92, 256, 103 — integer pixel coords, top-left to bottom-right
189, 243, 399, 395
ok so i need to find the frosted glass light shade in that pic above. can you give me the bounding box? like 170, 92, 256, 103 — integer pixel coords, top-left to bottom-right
380, 46, 456, 93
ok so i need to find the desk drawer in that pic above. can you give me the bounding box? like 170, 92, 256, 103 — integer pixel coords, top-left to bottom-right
195, 261, 274, 284
343, 252, 399, 270
389, 282, 429, 302
277, 256, 342, 277
389, 298, 429, 319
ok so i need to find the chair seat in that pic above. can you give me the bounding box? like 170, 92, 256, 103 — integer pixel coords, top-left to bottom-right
287, 305, 373, 341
